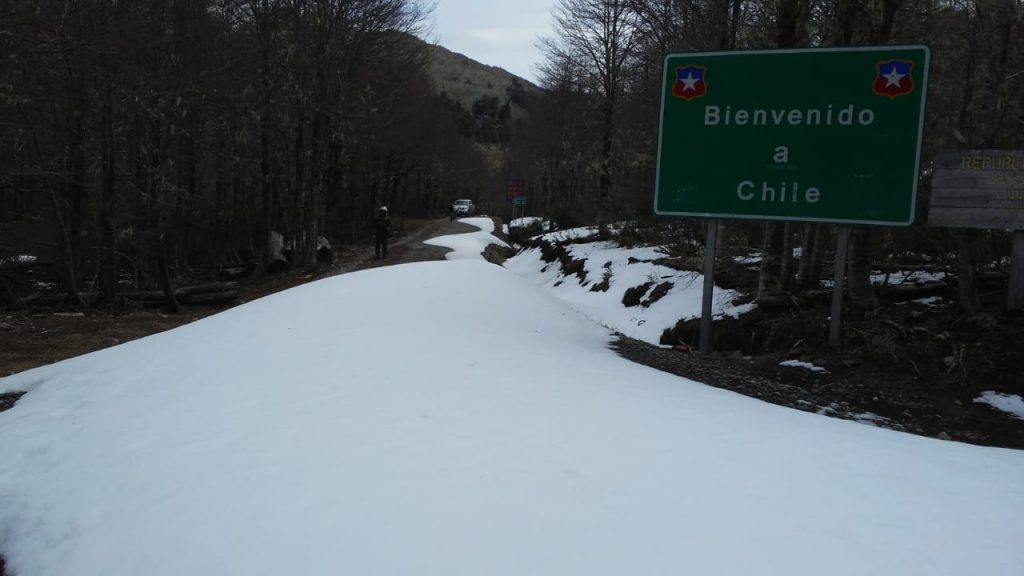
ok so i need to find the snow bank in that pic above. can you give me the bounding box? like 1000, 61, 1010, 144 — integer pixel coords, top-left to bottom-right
779, 359, 828, 373
975, 391, 1024, 421
424, 216, 508, 260
505, 240, 752, 344
1, 261, 1023, 575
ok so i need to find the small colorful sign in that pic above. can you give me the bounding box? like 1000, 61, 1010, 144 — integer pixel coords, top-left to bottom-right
872, 60, 916, 99
672, 65, 707, 101
508, 178, 526, 200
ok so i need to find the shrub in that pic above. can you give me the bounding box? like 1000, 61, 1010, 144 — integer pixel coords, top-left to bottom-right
590, 263, 613, 292
623, 282, 654, 307
641, 281, 674, 307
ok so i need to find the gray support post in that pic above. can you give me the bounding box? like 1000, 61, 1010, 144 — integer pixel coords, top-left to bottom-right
1010, 230, 1024, 312
830, 225, 850, 346
700, 219, 719, 354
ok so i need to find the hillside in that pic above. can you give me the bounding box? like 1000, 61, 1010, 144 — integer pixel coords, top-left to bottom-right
411, 34, 542, 121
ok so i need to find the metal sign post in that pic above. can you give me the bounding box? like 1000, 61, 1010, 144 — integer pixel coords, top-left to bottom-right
1012, 231, 1024, 311
830, 226, 850, 346
508, 177, 526, 226
700, 219, 719, 353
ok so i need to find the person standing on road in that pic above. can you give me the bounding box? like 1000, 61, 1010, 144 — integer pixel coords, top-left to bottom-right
373, 206, 392, 259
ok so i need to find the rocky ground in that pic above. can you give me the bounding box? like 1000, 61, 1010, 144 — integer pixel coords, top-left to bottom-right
612, 332, 1024, 449
2, 217, 1022, 451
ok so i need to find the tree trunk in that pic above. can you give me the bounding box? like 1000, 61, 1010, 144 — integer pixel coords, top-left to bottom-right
758, 221, 786, 298
48, 186, 87, 307
258, 33, 275, 277
599, 97, 615, 212
728, 0, 742, 49
776, 0, 810, 48
847, 225, 877, 311
796, 223, 816, 288
99, 78, 118, 304
157, 232, 181, 313
755, 0, 808, 298
808, 222, 827, 288
66, 79, 87, 290
956, 230, 981, 314
780, 222, 794, 291
712, 0, 731, 49
179, 137, 198, 272
1008, 231, 1024, 312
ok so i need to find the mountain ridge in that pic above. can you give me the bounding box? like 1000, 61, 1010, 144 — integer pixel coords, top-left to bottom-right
409, 34, 542, 119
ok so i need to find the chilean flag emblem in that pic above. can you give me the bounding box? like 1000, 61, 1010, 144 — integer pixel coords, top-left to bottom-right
873, 60, 915, 99
672, 65, 707, 101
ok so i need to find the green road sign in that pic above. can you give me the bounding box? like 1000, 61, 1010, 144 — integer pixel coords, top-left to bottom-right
654, 46, 929, 225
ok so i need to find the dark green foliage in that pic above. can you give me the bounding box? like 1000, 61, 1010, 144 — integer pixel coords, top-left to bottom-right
622, 282, 654, 307
472, 95, 500, 119
562, 257, 587, 282
660, 309, 779, 354
590, 263, 613, 292
622, 279, 674, 307
521, 235, 588, 282
551, 208, 585, 231
537, 240, 560, 263
642, 281, 673, 307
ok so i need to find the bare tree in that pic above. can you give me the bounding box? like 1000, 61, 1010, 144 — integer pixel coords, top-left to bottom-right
541, 0, 640, 214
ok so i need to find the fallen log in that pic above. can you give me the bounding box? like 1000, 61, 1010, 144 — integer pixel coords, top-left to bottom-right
651, 256, 703, 272
755, 293, 799, 312
175, 282, 239, 296
881, 264, 952, 273
125, 282, 240, 304
219, 266, 249, 280
0, 292, 40, 311
0, 260, 54, 271
180, 290, 239, 305
974, 271, 1009, 286
877, 282, 951, 302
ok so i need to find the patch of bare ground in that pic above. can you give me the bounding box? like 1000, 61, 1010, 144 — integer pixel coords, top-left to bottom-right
0, 218, 473, 383
618, 300, 1024, 449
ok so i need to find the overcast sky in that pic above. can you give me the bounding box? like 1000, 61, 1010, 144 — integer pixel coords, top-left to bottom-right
429, 0, 555, 84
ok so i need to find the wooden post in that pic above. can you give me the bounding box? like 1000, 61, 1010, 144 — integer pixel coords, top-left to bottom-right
699, 219, 719, 354
830, 225, 849, 346
1010, 230, 1024, 312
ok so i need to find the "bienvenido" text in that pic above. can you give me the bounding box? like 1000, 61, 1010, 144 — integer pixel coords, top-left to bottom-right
704, 104, 875, 127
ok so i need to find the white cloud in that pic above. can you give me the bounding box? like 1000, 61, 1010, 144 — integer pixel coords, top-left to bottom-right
464, 26, 550, 46
432, 0, 554, 82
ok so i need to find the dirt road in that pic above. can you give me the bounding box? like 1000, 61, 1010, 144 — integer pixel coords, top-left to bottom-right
0, 218, 492, 378
337, 217, 483, 273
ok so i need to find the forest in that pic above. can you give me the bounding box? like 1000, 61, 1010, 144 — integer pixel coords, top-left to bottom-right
0, 0, 1022, 313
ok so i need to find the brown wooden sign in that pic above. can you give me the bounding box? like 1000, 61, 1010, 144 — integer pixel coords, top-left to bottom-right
929, 150, 1024, 230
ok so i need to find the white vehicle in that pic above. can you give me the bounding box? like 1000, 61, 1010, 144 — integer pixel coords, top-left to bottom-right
451, 199, 475, 216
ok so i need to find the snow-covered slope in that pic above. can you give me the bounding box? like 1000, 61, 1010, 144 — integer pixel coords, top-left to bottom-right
504, 226, 752, 344
1, 253, 1022, 575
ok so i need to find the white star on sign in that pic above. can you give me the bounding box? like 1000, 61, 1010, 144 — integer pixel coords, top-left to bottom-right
680, 72, 700, 92
883, 66, 906, 87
